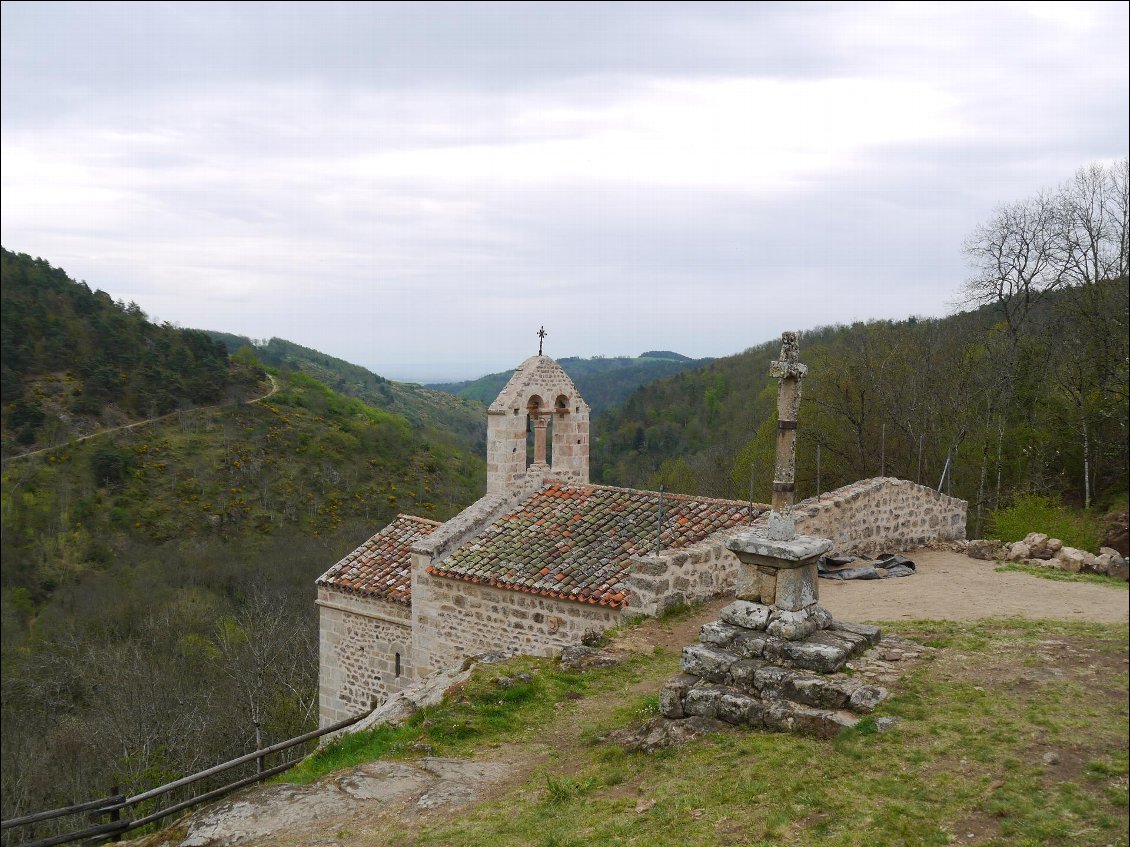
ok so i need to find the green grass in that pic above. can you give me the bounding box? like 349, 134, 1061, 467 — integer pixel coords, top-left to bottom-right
283, 651, 677, 784
988, 494, 1105, 551
995, 563, 1128, 588
282, 619, 1128, 847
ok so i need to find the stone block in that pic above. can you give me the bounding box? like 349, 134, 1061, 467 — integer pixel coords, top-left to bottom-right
767, 637, 851, 674
848, 684, 888, 713
681, 644, 739, 683
683, 684, 725, 718
830, 620, 882, 646
735, 563, 760, 601
659, 673, 697, 719
773, 564, 818, 612
700, 620, 742, 648
785, 675, 853, 710
759, 571, 777, 605
718, 691, 766, 727
728, 658, 766, 690
731, 630, 772, 659
720, 600, 772, 631
766, 608, 822, 641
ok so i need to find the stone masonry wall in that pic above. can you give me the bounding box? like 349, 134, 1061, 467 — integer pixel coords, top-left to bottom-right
411, 567, 622, 674
626, 525, 756, 617
627, 478, 966, 616
792, 477, 967, 556
317, 587, 413, 727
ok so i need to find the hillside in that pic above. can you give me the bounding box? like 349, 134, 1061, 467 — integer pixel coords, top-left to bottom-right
430, 351, 712, 417
208, 334, 487, 454
1, 248, 266, 456
0, 251, 487, 828
593, 279, 1129, 536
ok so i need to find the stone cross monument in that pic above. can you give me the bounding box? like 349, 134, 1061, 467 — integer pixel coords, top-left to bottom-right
726, 329, 832, 639
769, 331, 807, 516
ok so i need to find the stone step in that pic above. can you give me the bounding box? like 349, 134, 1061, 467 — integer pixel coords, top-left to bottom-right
675, 646, 888, 711
660, 676, 866, 739
689, 622, 875, 675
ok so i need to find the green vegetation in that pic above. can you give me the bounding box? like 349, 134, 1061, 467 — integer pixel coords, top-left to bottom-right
284, 618, 1128, 847
988, 494, 1106, 550
430, 352, 712, 418
208, 333, 487, 454
995, 563, 1129, 588
593, 162, 1129, 544
0, 250, 487, 829
1, 248, 263, 453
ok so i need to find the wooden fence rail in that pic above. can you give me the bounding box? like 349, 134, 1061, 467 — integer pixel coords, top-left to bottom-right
2, 709, 371, 847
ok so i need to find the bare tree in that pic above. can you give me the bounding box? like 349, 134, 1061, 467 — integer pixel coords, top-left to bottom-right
963, 191, 1065, 348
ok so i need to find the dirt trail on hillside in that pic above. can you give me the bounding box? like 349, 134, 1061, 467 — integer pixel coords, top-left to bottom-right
819, 549, 1128, 623
2, 375, 278, 464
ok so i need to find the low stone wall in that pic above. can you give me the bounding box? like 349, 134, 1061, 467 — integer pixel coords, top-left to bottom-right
626, 526, 755, 617
317, 587, 413, 727
627, 478, 966, 615
411, 567, 622, 674
792, 477, 966, 556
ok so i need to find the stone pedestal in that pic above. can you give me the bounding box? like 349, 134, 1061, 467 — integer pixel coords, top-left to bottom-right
727, 525, 831, 638
657, 522, 892, 737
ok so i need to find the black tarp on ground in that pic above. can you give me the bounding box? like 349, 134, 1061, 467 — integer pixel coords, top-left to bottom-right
817, 553, 916, 580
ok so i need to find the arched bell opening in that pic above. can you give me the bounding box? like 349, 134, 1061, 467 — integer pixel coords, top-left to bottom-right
525, 395, 552, 467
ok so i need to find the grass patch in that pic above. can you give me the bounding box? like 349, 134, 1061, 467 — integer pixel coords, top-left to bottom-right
988, 494, 1105, 551
375, 619, 1129, 847
283, 651, 677, 784
995, 563, 1128, 588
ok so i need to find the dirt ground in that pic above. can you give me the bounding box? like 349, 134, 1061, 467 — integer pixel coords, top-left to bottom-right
817, 548, 1129, 623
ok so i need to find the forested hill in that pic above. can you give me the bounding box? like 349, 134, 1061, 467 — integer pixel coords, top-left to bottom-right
1, 248, 264, 454
429, 351, 712, 417
207, 333, 486, 454
593, 277, 1129, 537
0, 250, 486, 823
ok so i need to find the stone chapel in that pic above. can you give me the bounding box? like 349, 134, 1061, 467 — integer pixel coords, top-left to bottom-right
316, 352, 966, 727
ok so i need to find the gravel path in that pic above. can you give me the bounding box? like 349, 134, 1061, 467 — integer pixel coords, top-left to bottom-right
818, 548, 1128, 624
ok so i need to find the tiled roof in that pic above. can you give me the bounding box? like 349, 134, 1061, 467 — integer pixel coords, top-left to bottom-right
428, 483, 756, 608
317, 514, 442, 604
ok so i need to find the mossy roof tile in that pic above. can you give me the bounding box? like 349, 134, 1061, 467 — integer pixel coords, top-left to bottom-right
317, 514, 441, 605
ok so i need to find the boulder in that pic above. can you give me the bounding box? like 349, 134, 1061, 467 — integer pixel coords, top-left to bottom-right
966, 539, 1005, 561
1046, 537, 1063, 556
1023, 533, 1051, 559
1107, 559, 1130, 582
1055, 546, 1093, 574
1006, 541, 1030, 561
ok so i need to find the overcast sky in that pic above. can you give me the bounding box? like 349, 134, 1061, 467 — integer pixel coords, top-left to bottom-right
2, 2, 1127, 381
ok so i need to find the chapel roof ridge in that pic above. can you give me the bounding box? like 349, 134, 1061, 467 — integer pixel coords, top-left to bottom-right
537, 478, 767, 510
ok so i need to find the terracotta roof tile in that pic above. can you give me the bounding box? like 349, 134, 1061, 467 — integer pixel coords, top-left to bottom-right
317, 514, 441, 604
428, 483, 758, 609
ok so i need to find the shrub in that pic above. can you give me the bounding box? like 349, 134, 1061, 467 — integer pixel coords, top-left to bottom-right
988, 494, 1104, 552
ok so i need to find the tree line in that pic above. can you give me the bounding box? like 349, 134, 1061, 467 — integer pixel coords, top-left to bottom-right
594, 160, 1128, 536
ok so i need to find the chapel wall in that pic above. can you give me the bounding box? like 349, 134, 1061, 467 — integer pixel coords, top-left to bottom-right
626, 528, 751, 617
792, 476, 967, 556
411, 564, 621, 673
317, 587, 413, 728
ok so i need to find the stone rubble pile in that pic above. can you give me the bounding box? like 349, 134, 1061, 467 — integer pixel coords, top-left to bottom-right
658, 599, 890, 739
962, 533, 1129, 581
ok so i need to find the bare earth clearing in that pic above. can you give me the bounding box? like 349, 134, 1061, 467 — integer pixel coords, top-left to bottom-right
149, 550, 1128, 847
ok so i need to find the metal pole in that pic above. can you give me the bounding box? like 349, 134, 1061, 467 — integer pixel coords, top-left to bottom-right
655, 484, 665, 554
937, 449, 951, 493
